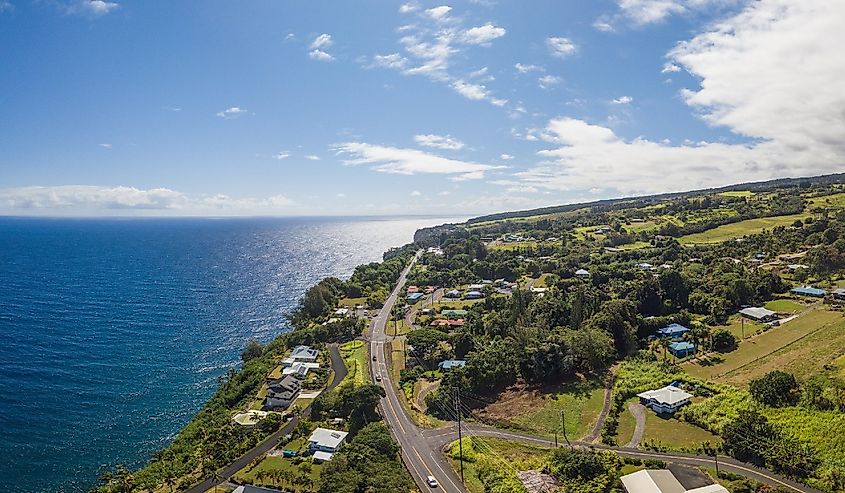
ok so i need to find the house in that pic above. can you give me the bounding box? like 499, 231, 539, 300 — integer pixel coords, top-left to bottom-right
657, 323, 690, 340
833, 289, 845, 300
442, 309, 468, 319
444, 289, 461, 298
786, 264, 809, 272
791, 286, 828, 297
307, 427, 349, 460
233, 485, 287, 493
469, 283, 485, 291
407, 292, 424, 302
283, 345, 319, 367
264, 375, 301, 410
637, 263, 654, 271
464, 290, 485, 299
430, 318, 464, 328
636, 385, 693, 414
282, 361, 320, 379
668, 341, 696, 357
620, 470, 728, 493
334, 307, 350, 317
530, 286, 547, 294
439, 359, 467, 370
407, 285, 419, 294
575, 268, 591, 278
739, 307, 777, 322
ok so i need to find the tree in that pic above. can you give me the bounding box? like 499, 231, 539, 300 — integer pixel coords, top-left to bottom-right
406, 328, 447, 366
711, 329, 737, 352
548, 448, 607, 481
240, 338, 264, 363
588, 299, 638, 356
749, 371, 799, 407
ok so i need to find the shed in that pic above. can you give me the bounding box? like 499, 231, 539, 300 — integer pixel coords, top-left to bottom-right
791, 286, 827, 297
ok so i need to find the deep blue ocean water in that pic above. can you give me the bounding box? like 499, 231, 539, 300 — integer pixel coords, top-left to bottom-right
0, 216, 459, 492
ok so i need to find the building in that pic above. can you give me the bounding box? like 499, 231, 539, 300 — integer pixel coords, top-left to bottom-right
282, 345, 319, 367
657, 323, 690, 340
637, 385, 693, 414
307, 427, 349, 461
791, 286, 828, 297
265, 375, 301, 410
739, 306, 777, 322
282, 361, 320, 379
439, 359, 467, 370
833, 288, 845, 300
444, 289, 461, 298
464, 290, 485, 299
333, 307, 350, 317
786, 264, 809, 272
233, 485, 287, 493
668, 341, 696, 357
406, 292, 424, 302
407, 285, 419, 294
442, 309, 468, 319
620, 470, 728, 493
575, 268, 591, 278
638, 262, 654, 271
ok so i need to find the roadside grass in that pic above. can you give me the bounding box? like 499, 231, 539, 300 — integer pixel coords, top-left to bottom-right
678, 213, 810, 244
717, 310, 845, 384
386, 319, 412, 336
641, 412, 722, 450
616, 400, 638, 446
717, 191, 755, 198
475, 379, 605, 440
763, 299, 806, 313
446, 437, 551, 493
684, 308, 842, 383
339, 340, 369, 386
233, 437, 321, 491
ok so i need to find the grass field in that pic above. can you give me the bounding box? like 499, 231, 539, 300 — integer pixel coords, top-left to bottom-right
487, 240, 544, 251
717, 191, 755, 198
476, 379, 605, 439
678, 213, 809, 244
764, 299, 806, 313
619, 241, 652, 251
616, 400, 638, 446
446, 437, 551, 493
641, 412, 722, 450
386, 319, 411, 336
234, 437, 321, 491
684, 308, 844, 383
339, 340, 369, 386
808, 192, 845, 209
338, 296, 366, 308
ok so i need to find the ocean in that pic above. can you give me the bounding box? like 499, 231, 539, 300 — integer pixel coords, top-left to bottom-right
0, 216, 459, 492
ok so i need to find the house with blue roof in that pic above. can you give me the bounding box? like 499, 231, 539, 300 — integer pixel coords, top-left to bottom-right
791, 286, 827, 297
438, 359, 466, 370
668, 341, 695, 357
406, 292, 424, 302
657, 323, 690, 340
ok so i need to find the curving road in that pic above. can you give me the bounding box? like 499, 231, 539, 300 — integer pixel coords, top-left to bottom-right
369, 251, 468, 493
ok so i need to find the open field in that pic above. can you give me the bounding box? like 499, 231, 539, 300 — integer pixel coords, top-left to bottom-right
339, 340, 369, 386
640, 412, 721, 450
616, 400, 638, 446
808, 192, 845, 209
678, 213, 809, 244
338, 296, 366, 308
684, 308, 844, 383
233, 437, 321, 491
473, 379, 605, 439
717, 191, 755, 198
446, 437, 551, 493
619, 241, 651, 251
763, 298, 806, 313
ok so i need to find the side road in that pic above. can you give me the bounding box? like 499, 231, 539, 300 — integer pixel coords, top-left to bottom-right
185, 343, 348, 493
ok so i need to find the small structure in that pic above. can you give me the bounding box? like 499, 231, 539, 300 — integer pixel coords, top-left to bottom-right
444, 289, 461, 298
668, 341, 696, 357
312, 450, 334, 463
739, 307, 777, 322
464, 290, 485, 299
638, 262, 654, 271
469, 283, 485, 291
833, 288, 845, 300
637, 385, 693, 414
786, 264, 809, 272
307, 428, 349, 460
407, 285, 420, 294
442, 309, 468, 319
232, 410, 269, 427
575, 268, 591, 278
517, 470, 561, 493
233, 485, 287, 493
334, 307, 350, 317
791, 286, 828, 297
265, 375, 301, 410
657, 323, 690, 340
438, 359, 467, 370
406, 292, 424, 302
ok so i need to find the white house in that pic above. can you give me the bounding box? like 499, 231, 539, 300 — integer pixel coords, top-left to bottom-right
739, 307, 777, 322
283, 345, 319, 367
308, 427, 349, 461
282, 361, 320, 379
334, 307, 350, 317
621, 470, 728, 493
637, 385, 693, 414
575, 268, 591, 278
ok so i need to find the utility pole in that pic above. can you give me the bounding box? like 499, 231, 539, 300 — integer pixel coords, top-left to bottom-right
454, 386, 465, 483
561, 410, 571, 448
741, 316, 745, 339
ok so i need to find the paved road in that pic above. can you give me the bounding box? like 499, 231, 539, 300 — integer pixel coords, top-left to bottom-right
185, 343, 348, 493
422, 425, 821, 493
369, 251, 467, 493
626, 402, 647, 448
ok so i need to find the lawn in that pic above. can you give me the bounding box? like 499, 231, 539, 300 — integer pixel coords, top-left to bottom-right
234, 437, 322, 491
339, 340, 369, 386
476, 379, 606, 440
640, 412, 722, 450
678, 213, 810, 244
619, 241, 651, 251
338, 296, 366, 308
717, 190, 755, 198
763, 298, 805, 313
446, 437, 551, 493
616, 400, 638, 446
684, 308, 843, 383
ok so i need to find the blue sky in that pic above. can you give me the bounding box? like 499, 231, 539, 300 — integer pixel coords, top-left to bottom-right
1, 0, 843, 216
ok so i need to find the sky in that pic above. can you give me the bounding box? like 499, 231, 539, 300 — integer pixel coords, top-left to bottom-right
0, 0, 843, 216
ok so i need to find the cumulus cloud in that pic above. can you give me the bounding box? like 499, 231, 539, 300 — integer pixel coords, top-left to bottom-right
461, 23, 506, 45
334, 142, 504, 180
538, 75, 562, 89
424, 5, 452, 21
661, 62, 681, 73
0, 186, 297, 215
414, 134, 465, 150
308, 34, 335, 61
410, 190, 422, 196
612, 95, 633, 104
608, 0, 741, 27
67, 0, 118, 16
500, 154, 514, 160
216, 107, 247, 119
370, 53, 408, 70
546, 37, 577, 58
515, 63, 544, 74
399, 2, 419, 14
451, 80, 507, 106
309, 49, 334, 61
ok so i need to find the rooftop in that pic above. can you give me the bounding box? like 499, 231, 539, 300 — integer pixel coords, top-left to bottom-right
637, 385, 693, 405
739, 307, 777, 319
621, 469, 685, 493
657, 323, 690, 336
308, 427, 349, 449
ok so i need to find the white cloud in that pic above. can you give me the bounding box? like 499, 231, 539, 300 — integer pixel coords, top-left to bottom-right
414, 134, 465, 150
216, 107, 247, 119
424, 5, 452, 21
546, 37, 577, 58
334, 142, 504, 180
371, 53, 408, 70
70, 0, 118, 16
273, 151, 291, 160
515, 63, 544, 74
410, 190, 422, 196
538, 75, 562, 89
451, 80, 507, 106
309, 49, 334, 61
310, 33, 333, 50
593, 19, 616, 32
304, 155, 320, 161
399, 2, 419, 13
612, 95, 633, 104
461, 23, 506, 45
610, 0, 741, 26
0, 1, 14, 13
661, 62, 681, 73
500, 153, 514, 160
336, 193, 346, 198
